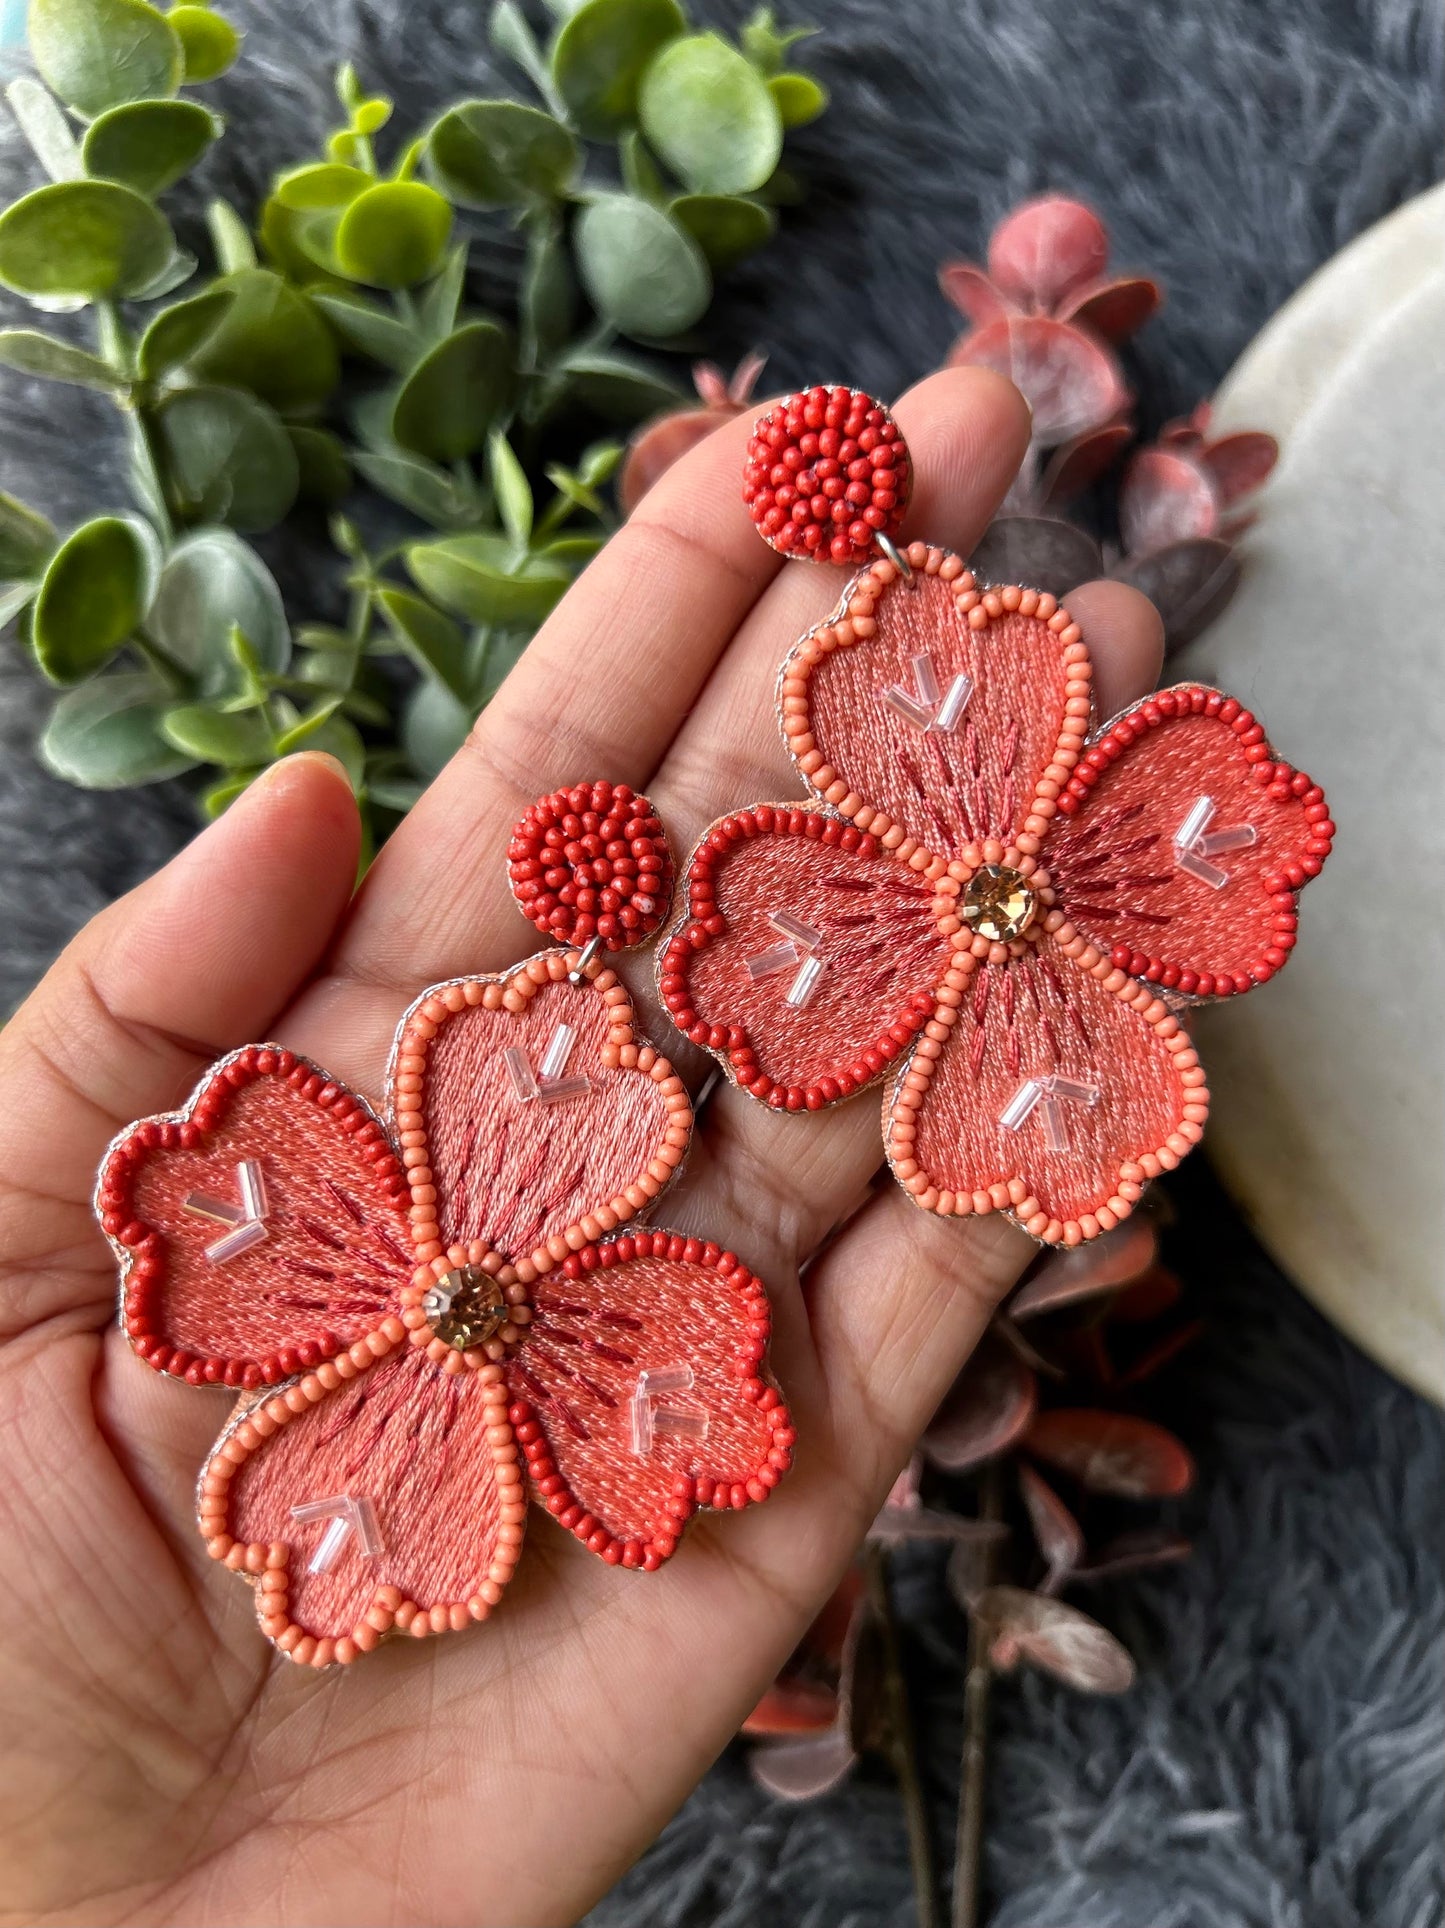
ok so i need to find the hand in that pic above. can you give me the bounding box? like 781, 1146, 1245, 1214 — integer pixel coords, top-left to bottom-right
0, 367, 1161, 1928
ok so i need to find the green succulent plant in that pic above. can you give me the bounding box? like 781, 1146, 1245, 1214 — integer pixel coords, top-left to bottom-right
0, 0, 826, 839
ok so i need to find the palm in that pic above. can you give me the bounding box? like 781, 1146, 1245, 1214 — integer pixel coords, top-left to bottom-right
0, 369, 1161, 1927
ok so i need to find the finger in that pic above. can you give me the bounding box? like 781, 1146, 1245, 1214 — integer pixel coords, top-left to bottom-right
795, 1185, 1030, 1515
0, 753, 361, 1332
672, 577, 1167, 1280
325, 405, 782, 999
1068, 577, 1165, 721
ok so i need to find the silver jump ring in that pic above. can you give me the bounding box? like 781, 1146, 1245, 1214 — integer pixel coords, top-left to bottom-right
874, 531, 916, 585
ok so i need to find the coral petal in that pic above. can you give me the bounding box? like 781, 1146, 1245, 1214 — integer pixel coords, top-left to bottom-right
100, 1050, 409, 1386
223, 1345, 521, 1646
661, 811, 946, 1106
887, 947, 1198, 1236
1048, 686, 1330, 990
403, 966, 684, 1268
791, 566, 1092, 860
512, 1239, 791, 1563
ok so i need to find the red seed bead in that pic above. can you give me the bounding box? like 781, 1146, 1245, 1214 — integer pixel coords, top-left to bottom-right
742, 387, 911, 566
507, 781, 673, 950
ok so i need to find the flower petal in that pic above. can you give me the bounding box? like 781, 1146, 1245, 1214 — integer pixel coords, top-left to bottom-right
659, 805, 947, 1109
509, 1231, 794, 1569
1047, 684, 1334, 995
886, 945, 1206, 1244
780, 554, 1094, 868
394, 955, 691, 1282
97, 1046, 411, 1389
202, 1337, 526, 1664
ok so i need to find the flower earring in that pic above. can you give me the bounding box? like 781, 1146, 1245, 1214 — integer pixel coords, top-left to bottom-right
659, 386, 1334, 1247
96, 785, 791, 1668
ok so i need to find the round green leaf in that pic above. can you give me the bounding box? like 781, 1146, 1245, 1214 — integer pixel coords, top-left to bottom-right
552, 0, 685, 138
638, 34, 783, 194
0, 492, 57, 577
152, 385, 299, 532
351, 449, 480, 528
402, 674, 472, 780
40, 673, 197, 787
186, 267, 339, 410
168, 5, 240, 82
82, 98, 221, 196
770, 71, 827, 128
31, 514, 161, 685
553, 349, 680, 422
426, 100, 578, 207
29, 0, 182, 118
160, 701, 273, 766
671, 192, 776, 268
0, 180, 174, 300
311, 289, 415, 371
376, 585, 469, 702
287, 425, 350, 502
574, 193, 710, 339
135, 284, 235, 379
391, 319, 514, 463
274, 162, 371, 211
406, 532, 571, 627
0, 327, 124, 389
147, 527, 289, 693
333, 182, 453, 289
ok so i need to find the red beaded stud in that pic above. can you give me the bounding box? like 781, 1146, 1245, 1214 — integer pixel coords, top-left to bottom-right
743, 385, 912, 566
507, 781, 673, 950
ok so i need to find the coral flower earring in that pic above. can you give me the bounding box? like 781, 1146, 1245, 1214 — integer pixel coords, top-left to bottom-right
659, 386, 1334, 1245
95, 787, 790, 1667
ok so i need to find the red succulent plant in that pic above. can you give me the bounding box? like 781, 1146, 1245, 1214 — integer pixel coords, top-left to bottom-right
619, 352, 769, 515
743, 1215, 1196, 1805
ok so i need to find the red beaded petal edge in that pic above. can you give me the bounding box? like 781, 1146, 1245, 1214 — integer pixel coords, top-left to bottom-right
96, 1043, 409, 1389
390, 949, 694, 1285
197, 1340, 525, 1668
511, 1231, 795, 1569
1053, 682, 1336, 996
656, 802, 940, 1112
778, 546, 1092, 872
883, 950, 1208, 1246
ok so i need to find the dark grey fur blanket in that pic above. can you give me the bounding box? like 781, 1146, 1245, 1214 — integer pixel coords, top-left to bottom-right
1, 2, 1441, 1924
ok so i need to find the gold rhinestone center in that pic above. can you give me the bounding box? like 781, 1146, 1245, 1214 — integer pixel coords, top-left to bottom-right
961, 865, 1037, 943
423, 1265, 508, 1351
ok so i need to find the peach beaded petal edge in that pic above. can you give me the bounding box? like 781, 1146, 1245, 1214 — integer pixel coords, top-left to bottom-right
196, 1332, 526, 1666
776, 544, 1092, 871
390, 948, 696, 1303
881, 945, 1207, 1244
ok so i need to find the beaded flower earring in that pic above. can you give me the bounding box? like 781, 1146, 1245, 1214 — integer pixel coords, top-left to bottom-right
658, 386, 1334, 1247
95, 783, 790, 1668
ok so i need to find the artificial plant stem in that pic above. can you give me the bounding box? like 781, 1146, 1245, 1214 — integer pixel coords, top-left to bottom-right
952, 1461, 1004, 1928
95, 301, 131, 380
865, 1542, 941, 1928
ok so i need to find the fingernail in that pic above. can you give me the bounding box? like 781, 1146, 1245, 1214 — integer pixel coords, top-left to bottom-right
256, 750, 353, 792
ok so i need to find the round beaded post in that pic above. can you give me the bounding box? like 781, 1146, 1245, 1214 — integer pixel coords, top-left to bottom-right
507, 780, 674, 983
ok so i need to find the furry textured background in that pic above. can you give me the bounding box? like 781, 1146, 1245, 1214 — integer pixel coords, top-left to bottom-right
1, 1, 1443, 1923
